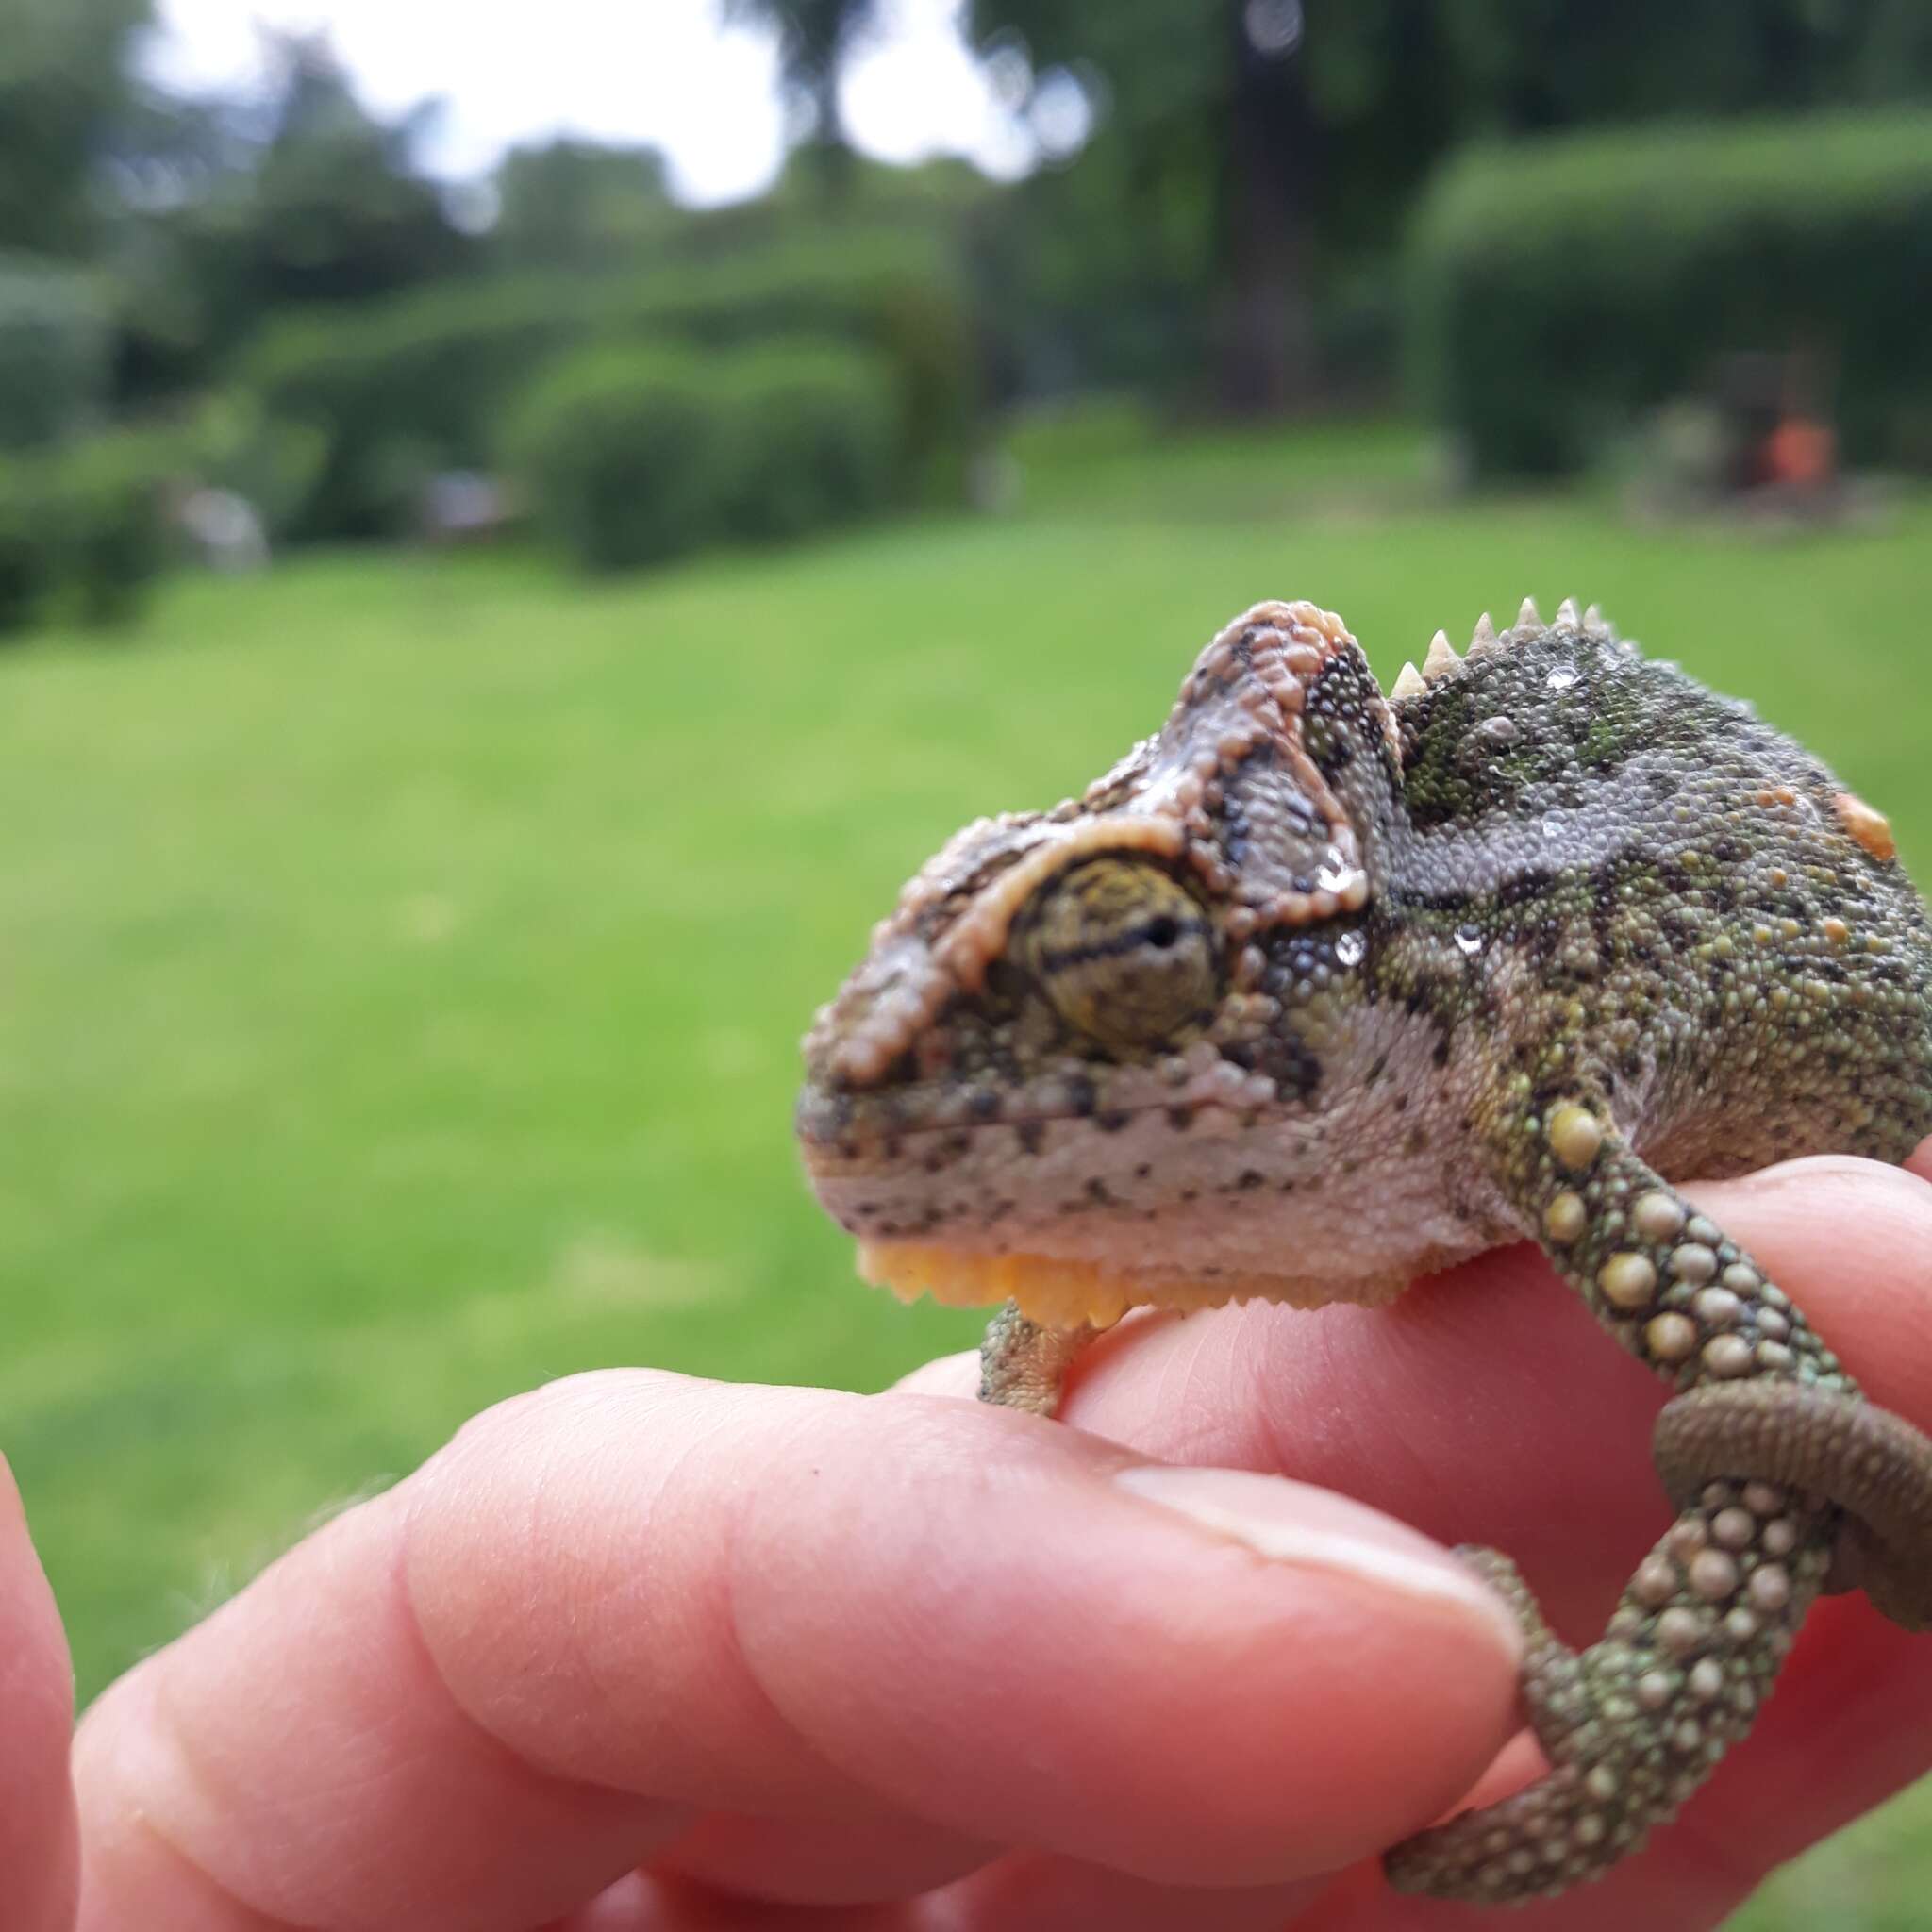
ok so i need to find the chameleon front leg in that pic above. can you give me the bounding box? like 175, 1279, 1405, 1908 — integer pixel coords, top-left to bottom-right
978, 1299, 1100, 1415
1387, 1098, 1932, 1903
1387, 1484, 1835, 1901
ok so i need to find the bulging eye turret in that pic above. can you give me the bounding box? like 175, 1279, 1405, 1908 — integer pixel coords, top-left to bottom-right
1015, 858, 1221, 1053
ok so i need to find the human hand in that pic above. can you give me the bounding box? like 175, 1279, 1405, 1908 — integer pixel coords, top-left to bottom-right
17, 1149, 1932, 1930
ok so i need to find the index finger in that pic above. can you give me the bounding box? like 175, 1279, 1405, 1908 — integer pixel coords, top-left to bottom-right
73, 1369, 1523, 1930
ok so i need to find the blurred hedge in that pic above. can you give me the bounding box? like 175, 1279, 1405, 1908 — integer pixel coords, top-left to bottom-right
0, 255, 110, 453
245, 232, 974, 541
1407, 109, 1932, 477
508, 346, 736, 573
0, 462, 58, 632
54, 432, 175, 625
0, 431, 173, 638
709, 343, 896, 542
508, 340, 897, 574
180, 393, 329, 543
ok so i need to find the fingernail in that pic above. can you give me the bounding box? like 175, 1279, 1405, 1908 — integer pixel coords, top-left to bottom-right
1115, 1463, 1524, 1655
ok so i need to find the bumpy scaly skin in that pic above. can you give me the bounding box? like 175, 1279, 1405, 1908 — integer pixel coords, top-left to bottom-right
795, 597, 1932, 1903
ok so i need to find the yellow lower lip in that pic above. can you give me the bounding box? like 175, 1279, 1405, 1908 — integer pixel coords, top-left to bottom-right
854, 1241, 1330, 1328
858, 1241, 1138, 1328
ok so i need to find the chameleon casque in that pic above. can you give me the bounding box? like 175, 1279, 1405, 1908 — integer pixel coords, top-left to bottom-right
793, 596, 1932, 1904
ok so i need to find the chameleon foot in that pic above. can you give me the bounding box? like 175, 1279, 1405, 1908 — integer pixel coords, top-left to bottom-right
1385, 1485, 1833, 1903
1656, 1381, 1932, 1631
977, 1300, 1099, 1416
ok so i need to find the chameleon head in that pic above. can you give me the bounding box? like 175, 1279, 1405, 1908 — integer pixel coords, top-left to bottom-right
794, 600, 1431, 1329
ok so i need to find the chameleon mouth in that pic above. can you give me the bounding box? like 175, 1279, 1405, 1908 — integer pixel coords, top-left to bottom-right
856, 1239, 1306, 1329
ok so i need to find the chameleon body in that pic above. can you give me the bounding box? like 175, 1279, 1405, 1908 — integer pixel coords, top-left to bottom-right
793, 597, 1932, 1903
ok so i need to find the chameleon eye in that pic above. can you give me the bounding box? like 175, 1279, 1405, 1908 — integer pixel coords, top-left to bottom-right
1016, 858, 1221, 1053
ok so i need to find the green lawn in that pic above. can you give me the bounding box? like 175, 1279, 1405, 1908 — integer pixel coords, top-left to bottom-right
4, 414, 1929, 1922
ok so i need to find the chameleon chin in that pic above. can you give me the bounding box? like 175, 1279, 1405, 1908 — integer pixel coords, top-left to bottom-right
796, 595, 1932, 1904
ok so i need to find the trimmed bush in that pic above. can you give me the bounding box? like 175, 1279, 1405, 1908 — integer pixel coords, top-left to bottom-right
52, 432, 173, 625
1407, 109, 1932, 476
507, 340, 900, 573
0, 254, 109, 453
246, 231, 975, 541
508, 347, 736, 573
244, 291, 573, 540
0, 432, 174, 636
182, 392, 332, 541
0, 461, 57, 636
711, 343, 896, 541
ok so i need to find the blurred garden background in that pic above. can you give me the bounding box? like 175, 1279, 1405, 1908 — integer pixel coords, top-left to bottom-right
5, 2, 1932, 1921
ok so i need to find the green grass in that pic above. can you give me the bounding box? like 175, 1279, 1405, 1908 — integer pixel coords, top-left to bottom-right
3, 413, 1929, 1921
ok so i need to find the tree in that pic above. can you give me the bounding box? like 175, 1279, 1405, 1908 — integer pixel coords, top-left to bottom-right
491, 140, 676, 275
0, 0, 153, 254
238, 32, 473, 308
100, 32, 476, 402
966, 0, 1932, 414
723, 0, 883, 188
967, 2, 1457, 412
1434, 0, 1932, 130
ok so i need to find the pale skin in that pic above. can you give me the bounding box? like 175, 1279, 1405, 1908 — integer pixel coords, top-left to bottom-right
9, 1154, 1932, 1930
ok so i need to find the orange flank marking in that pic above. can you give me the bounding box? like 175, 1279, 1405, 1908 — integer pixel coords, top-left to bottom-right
1836, 791, 1897, 862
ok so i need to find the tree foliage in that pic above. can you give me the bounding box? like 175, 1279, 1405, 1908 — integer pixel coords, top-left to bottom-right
491, 140, 676, 274
0, 0, 153, 254
962, 2, 1468, 408
104, 33, 475, 402
0, 254, 109, 449
220, 34, 474, 310
723, 0, 883, 161
14, 0, 1932, 446
1436, 0, 1932, 130
961, 0, 1932, 408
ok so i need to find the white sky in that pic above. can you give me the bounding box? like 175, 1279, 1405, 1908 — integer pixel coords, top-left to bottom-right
139, 0, 1035, 204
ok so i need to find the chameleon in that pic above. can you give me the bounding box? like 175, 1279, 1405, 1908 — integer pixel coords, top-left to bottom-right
792, 595, 1932, 1903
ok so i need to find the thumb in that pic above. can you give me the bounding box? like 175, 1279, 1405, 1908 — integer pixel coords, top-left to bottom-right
0, 1452, 78, 1932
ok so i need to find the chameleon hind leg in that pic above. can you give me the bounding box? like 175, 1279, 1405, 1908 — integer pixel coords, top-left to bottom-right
1387, 1101, 1932, 1903
978, 1300, 1100, 1415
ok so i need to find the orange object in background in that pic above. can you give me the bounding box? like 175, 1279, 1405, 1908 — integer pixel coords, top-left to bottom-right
1764, 414, 1837, 488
